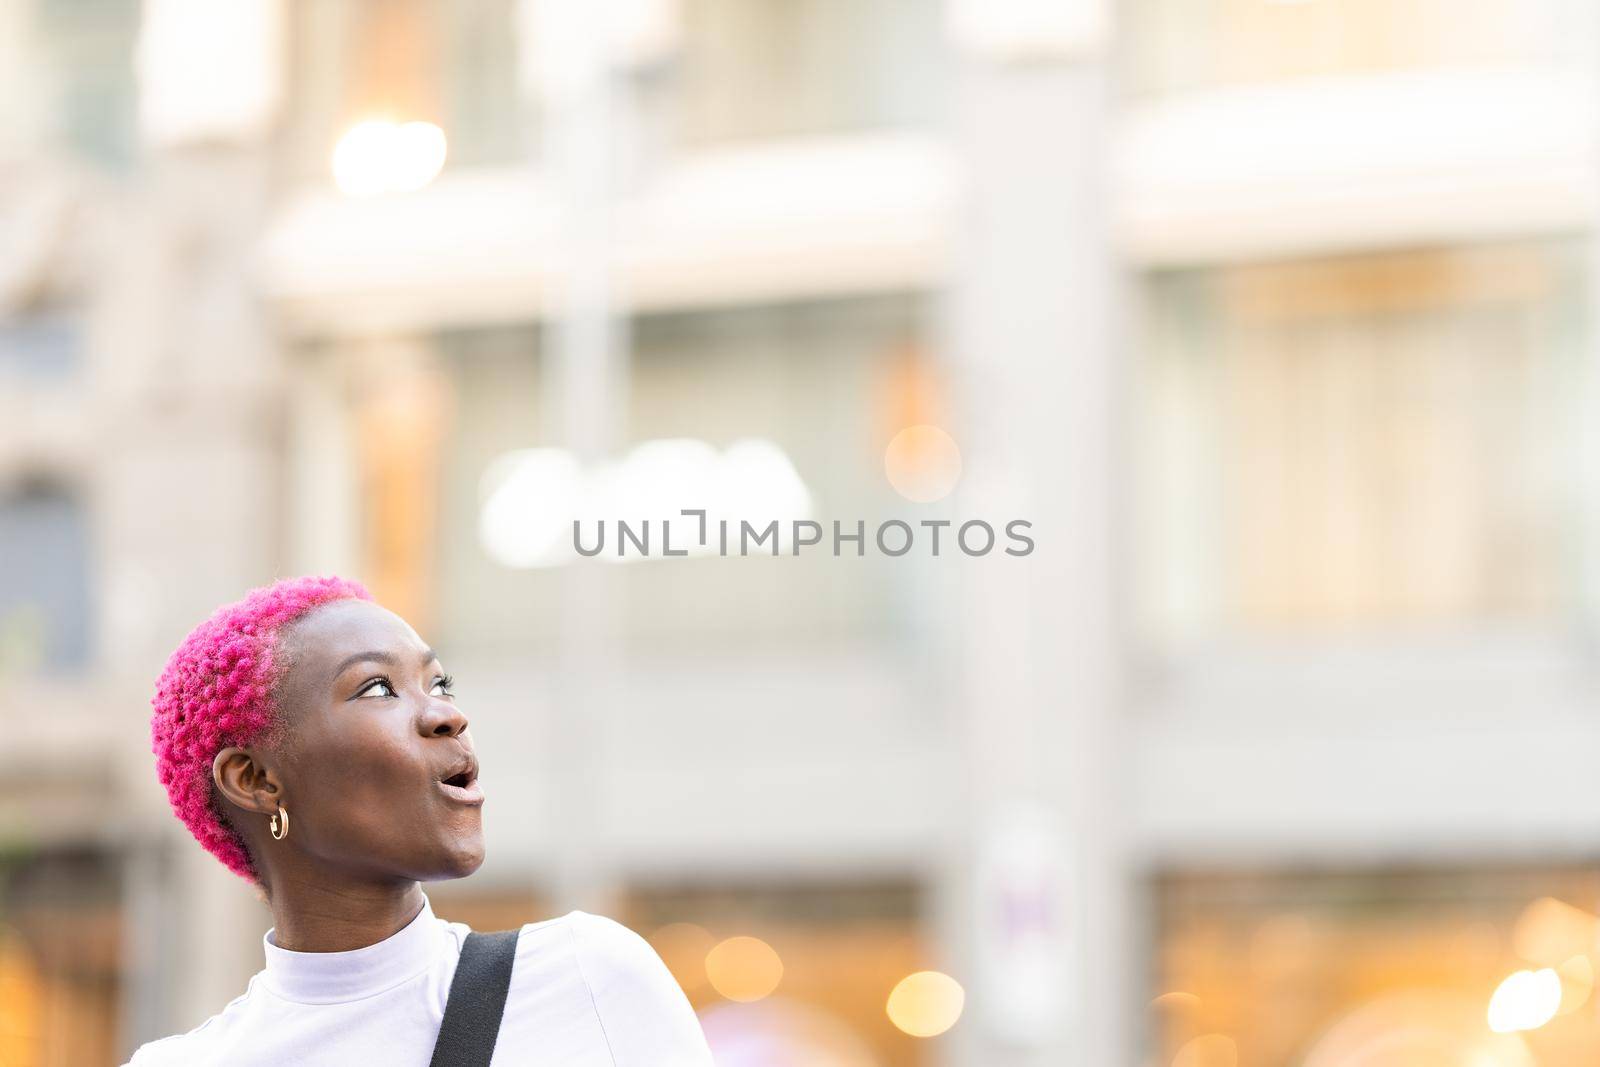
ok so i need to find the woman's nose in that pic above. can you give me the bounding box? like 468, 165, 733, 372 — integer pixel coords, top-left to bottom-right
419, 697, 468, 738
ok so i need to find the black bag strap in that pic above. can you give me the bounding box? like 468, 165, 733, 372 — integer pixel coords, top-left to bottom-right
429, 929, 521, 1067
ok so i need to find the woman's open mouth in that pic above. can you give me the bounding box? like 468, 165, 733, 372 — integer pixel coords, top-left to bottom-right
437, 756, 484, 806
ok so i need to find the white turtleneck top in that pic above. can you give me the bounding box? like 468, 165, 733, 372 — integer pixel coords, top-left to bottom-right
124, 896, 713, 1066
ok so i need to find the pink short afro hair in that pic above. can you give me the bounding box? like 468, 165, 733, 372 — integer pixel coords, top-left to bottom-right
151, 575, 372, 880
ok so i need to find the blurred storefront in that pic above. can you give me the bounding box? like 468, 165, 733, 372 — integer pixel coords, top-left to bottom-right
4, 1, 1600, 1065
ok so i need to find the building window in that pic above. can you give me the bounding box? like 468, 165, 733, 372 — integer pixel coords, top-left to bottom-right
284, 0, 529, 185
1136, 241, 1587, 641
667, 0, 947, 147
32, 0, 139, 168
431, 296, 933, 659
1121, 0, 1599, 98
617, 297, 927, 654
0, 483, 92, 674
1150, 865, 1600, 1066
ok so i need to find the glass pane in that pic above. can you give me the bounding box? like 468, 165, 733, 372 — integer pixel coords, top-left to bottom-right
440, 0, 524, 168
1150, 865, 1600, 1065
667, 0, 947, 146
0, 485, 92, 673
33, 0, 139, 168
1137, 241, 1588, 639
621, 296, 930, 655
433, 325, 552, 657
283, 0, 530, 185
432, 296, 935, 658
1121, 0, 1600, 98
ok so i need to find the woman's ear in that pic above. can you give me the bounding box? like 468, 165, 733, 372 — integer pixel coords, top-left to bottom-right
212, 747, 282, 815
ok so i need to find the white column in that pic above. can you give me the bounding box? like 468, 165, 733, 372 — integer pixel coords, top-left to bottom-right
941, 1, 1128, 1064
106, 0, 287, 1040
522, 0, 631, 914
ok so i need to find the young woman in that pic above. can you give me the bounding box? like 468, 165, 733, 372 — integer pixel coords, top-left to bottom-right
127, 575, 712, 1065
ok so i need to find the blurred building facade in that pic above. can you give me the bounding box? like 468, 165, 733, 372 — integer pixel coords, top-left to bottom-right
2, 1, 1600, 1065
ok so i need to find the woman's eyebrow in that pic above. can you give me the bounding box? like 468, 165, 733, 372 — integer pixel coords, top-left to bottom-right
332, 650, 396, 677
332, 648, 440, 678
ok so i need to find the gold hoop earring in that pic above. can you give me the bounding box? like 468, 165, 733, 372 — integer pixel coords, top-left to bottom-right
269, 805, 289, 841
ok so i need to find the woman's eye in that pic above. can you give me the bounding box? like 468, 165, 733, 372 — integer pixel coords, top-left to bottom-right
431, 675, 456, 697
359, 679, 396, 698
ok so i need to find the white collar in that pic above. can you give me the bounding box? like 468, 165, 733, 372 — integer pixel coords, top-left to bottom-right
261, 894, 449, 1004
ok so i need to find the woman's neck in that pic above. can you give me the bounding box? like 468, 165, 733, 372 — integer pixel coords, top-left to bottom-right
267, 875, 426, 953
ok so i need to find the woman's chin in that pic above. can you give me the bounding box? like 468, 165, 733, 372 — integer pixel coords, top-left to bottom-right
432, 837, 487, 880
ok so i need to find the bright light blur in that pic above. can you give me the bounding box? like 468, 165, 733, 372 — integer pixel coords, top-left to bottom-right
882, 425, 962, 504
477, 448, 585, 568
704, 937, 784, 1003
1487, 968, 1562, 1034
1297, 991, 1539, 1067
478, 438, 813, 568
331, 120, 448, 196
1556, 954, 1594, 1016
1511, 896, 1599, 965
885, 971, 964, 1038
648, 923, 717, 996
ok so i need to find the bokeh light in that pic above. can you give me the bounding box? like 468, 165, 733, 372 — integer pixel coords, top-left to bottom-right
649, 922, 717, 996
885, 970, 964, 1038
1556, 954, 1594, 1016
331, 119, 448, 196
705, 936, 784, 1002
883, 424, 962, 503
1487, 968, 1562, 1034
1511, 897, 1598, 966
1301, 991, 1537, 1067
478, 437, 814, 568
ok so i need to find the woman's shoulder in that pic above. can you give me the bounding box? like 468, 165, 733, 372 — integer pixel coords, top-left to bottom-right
503, 911, 714, 1064
511, 910, 675, 994
518, 910, 654, 961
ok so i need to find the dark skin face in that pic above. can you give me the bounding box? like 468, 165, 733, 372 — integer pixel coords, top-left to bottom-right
211, 599, 485, 951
